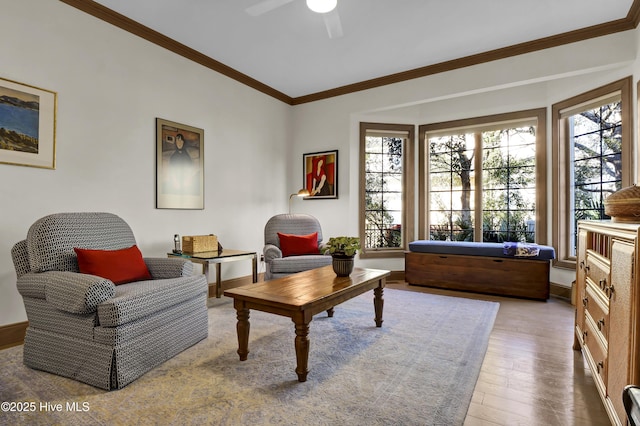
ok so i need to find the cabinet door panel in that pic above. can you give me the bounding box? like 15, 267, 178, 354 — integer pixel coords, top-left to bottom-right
608, 239, 634, 422
585, 281, 609, 343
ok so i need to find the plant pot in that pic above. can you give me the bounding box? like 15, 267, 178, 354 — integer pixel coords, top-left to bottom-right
332, 255, 354, 277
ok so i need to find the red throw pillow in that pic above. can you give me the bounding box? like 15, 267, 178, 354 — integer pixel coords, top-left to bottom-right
74, 245, 152, 285
277, 232, 319, 257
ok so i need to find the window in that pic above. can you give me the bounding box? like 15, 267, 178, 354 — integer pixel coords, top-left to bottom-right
552, 77, 631, 269
419, 109, 547, 244
359, 123, 414, 258
482, 127, 537, 243
428, 133, 476, 241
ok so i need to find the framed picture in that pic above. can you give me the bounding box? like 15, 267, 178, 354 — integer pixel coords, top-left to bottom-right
0, 77, 56, 169
303, 150, 338, 199
156, 118, 204, 209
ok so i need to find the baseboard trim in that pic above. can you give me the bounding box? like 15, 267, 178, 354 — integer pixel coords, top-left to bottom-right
550, 281, 572, 302
389, 270, 405, 282
209, 272, 265, 298
0, 321, 27, 350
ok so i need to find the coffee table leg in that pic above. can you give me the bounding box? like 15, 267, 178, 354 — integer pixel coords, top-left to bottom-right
235, 305, 250, 361
293, 320, 310, 382
374, 284, 384, 327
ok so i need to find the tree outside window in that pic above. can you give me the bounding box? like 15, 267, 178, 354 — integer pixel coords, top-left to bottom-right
429, 134, 475, 241
481, 127, 536, 243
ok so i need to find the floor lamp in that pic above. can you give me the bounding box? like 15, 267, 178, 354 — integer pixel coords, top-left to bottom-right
289, 188, 310, 213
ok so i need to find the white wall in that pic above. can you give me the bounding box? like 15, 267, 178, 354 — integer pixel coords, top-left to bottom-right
290, 30, 638, 286
0, 0, 292, 326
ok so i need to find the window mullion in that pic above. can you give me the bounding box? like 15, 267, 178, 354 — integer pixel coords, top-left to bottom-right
474, 132, 483, 242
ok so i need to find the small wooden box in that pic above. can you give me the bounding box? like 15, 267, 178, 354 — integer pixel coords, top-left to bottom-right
182, 234, 218, 254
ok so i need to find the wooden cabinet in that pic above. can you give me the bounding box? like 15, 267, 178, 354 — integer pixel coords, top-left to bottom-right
574, 220, 640, 425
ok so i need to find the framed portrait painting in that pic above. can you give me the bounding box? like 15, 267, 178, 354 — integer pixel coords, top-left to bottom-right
156, 118, 204, 209
0, 77, 56, 169
303, 150, 338, 199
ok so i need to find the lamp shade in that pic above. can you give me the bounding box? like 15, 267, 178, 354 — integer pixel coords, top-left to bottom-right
306, 0, 337, 14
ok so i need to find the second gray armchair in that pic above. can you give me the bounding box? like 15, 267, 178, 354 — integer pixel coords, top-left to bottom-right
263, 213, 332, 280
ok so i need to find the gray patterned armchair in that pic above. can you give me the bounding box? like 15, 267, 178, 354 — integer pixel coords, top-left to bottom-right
263, 213, 332, 280
11, 212, 208, 390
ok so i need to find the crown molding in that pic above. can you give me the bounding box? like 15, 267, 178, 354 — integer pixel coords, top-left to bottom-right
629, 0, 640, 26
292, 17, 636, 105
60, 0, 639, 106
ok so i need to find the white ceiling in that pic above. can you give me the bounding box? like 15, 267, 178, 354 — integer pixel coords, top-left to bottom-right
92, 0, 634, 99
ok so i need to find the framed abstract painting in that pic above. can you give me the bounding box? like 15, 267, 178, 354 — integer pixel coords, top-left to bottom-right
156, 118, 204, 209
303, 150, 338, 199
0, 77, 56, 169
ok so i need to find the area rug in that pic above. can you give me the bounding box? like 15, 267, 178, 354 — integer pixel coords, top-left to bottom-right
0, 289, 499, 426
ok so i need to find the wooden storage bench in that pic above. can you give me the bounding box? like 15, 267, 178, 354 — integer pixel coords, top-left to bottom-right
404, 241, 556, 300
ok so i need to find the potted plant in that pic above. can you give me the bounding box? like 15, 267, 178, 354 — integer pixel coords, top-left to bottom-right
324, 236, 360, 276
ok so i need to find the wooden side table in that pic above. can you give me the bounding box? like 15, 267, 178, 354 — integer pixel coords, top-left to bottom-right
168, 249, 258, 298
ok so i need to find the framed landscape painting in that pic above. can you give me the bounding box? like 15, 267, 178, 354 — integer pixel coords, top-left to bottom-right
303, 150, 338, 199
0, 77, 57, 169
156, 118, 204, 209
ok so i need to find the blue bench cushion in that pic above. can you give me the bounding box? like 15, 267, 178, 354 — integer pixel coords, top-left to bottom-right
408, 240, 555, 261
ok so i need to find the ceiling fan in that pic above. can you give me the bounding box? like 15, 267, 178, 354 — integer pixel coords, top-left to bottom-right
246, 0, 343, 39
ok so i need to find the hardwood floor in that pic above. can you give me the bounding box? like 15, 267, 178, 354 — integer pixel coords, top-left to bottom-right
385, 280, 612, 426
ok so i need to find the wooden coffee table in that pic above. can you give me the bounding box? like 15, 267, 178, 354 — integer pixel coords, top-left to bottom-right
223, 265, 390, 382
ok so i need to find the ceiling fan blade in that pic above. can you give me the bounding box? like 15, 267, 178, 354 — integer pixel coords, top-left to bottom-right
245, 0, 296, 17
323, 9, 343, 39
